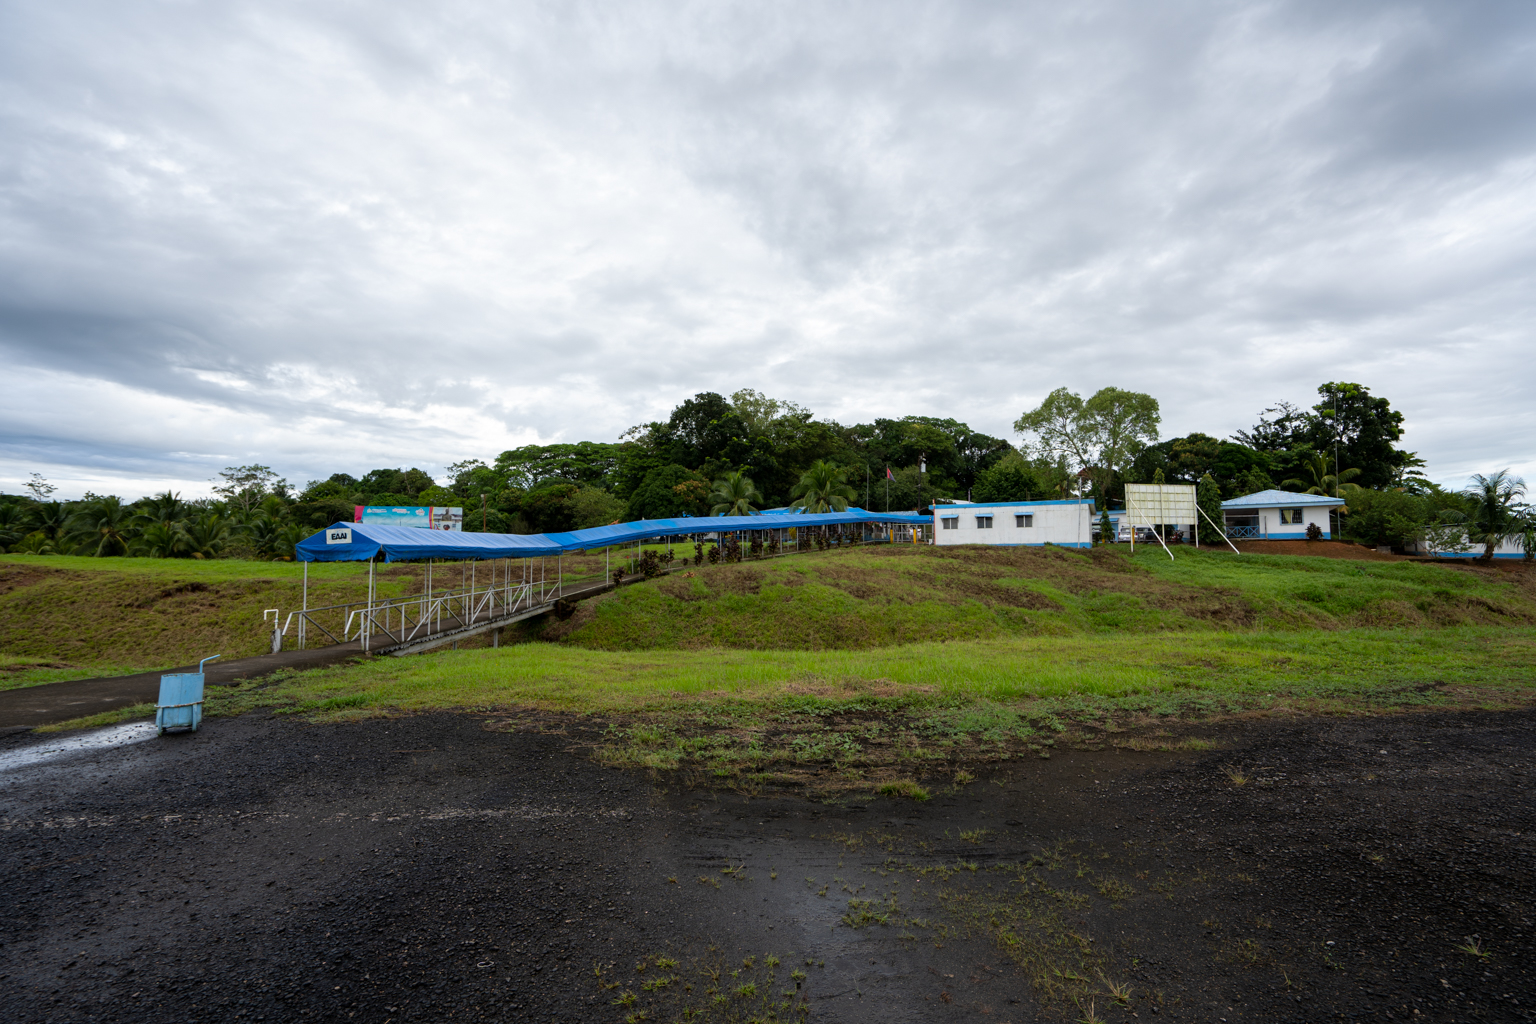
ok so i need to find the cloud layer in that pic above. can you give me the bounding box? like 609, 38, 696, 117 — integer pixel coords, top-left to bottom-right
2, 0, 1534, 498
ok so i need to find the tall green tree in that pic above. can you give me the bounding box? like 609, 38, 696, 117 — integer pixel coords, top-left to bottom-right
1014, 386, 1159, 503
1310, 382, 1408, 491
214, 465, 289, 514
710, 471, 762, 516
1461, 470, 1527, 563
790, 461, 857, 514
625, 465, 708, 520
1196, 473, 1225, 546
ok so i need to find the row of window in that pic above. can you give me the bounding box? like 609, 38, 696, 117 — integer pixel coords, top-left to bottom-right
941, 513, 1034, 530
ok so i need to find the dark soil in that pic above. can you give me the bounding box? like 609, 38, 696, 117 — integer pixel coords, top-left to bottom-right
2, 709, 1533, 1022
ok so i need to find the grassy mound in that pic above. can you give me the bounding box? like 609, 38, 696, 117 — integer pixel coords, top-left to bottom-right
519, 545, 1536, 650
0, 555, 419, 685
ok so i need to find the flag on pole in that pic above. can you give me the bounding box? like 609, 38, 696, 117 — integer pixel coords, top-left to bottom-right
885, 467, 894, 481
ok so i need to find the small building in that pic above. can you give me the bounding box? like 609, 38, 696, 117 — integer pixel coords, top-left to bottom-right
1422, 530, 1527, 560
1219, 489, 1344, 540
933, 500, 1095, 548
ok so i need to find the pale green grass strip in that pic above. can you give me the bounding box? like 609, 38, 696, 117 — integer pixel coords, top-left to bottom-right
252, 626, 1536, 717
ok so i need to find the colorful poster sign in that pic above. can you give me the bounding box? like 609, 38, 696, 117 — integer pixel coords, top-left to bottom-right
353, 506, 463, 531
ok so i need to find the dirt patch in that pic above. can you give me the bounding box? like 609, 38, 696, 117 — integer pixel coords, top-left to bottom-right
702, 566, 766, 596
655, 573, 709, 601
3, 708, 1533, 1022
1230, 539, 1406, 560
0, 563, 85, 595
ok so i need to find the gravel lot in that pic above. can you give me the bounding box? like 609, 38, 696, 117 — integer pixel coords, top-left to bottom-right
2, 708, 1533, 1022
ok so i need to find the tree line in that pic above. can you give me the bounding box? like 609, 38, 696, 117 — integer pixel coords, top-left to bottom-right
0, 383, 1528, 561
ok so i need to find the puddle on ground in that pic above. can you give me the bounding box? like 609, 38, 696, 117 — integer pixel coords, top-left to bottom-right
0, 722, 159, 773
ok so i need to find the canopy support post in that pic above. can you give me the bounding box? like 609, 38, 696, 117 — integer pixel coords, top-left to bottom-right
365, 558, 375, 653
300, 560, 308, 650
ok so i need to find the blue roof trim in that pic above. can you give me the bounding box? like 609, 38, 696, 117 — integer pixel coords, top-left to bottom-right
930, 499, 1096, 510
296, 507, 930, 562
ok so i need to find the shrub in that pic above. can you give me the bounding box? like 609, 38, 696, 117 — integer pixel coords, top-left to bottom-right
1342, 488, 1427, 549
1306, 522, 1323, 541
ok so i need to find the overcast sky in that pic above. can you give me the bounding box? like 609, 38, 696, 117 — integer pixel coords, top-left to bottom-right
2, 1, 1534, 500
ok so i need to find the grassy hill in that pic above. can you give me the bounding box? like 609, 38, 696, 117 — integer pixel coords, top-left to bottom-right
522, 544, 1536, 650
0, 555, 417, 687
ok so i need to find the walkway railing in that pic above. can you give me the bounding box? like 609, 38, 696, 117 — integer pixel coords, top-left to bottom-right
273, 523, 931, 655
277, 557, 582, 652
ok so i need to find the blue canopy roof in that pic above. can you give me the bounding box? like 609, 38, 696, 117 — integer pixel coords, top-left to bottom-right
296, 508, 929, 562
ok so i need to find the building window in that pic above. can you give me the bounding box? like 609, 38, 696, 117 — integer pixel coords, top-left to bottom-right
941, 517, 958, 530
1280, 508, 1305, 525
976, 515, 993, 529
1015, 514, 1033, 528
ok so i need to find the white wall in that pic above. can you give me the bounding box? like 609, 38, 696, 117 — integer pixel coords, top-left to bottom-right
1239, 505, 1334, 540
934, 502, 1092, 548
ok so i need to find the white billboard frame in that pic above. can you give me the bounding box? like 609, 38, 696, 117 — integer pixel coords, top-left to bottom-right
1123, 482, 1238, 557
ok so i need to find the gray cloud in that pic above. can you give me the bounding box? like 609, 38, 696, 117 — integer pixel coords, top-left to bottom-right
1, 0, 1533, 499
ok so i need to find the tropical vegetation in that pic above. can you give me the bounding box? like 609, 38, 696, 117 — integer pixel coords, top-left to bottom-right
2, 381, 1529, 561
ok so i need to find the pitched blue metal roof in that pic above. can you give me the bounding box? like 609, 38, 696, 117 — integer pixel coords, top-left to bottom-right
296, 507, 929, 562
1220, 489, 1346, 510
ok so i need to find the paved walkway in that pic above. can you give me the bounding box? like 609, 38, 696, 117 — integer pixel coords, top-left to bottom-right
0, 642, 369, 730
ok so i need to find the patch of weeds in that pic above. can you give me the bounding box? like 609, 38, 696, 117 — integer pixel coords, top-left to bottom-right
1098, 971, 1132, 1004
1094, 878, 1134, 902
953, 769, 976, 785
1075, 997, 1106, 1024
842, 895, 900, 928
877, 779, 930, 801
1219, 937, 1265, 967
1222, 764, 1249, 786
697, 875, 720, 888
959, 828, 991, 844
1455, 936, 1492, 960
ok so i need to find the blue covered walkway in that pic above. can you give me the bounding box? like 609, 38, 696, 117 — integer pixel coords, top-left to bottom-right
295, 508, 928, 563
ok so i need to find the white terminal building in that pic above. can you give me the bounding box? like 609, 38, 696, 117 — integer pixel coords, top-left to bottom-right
933, 500, 1096, 548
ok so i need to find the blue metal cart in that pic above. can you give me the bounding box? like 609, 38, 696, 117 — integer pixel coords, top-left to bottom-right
156, 654, 221, 735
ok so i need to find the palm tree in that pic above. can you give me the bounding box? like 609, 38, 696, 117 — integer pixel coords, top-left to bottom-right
182, 513, 231, 559
1461, 470, 1527, 563
138, 490, 190, 528
0, 502, 31, 552
68, 495, 137, 556
790, 461, 857, 514
709, 471, 762, 516
1281, 455, 1362, 499
133, 521, 191, 558
30, 501, 71, 545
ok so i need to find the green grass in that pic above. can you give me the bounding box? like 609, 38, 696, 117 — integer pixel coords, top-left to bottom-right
17, 545, 1536, 736
0, 554, 410, 678
523, 545, 1536, 650
113, 625, 1533, 724
0, 553, 378, 581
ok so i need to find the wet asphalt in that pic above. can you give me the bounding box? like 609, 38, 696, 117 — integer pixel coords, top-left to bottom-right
2, 709, 1534, 1022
